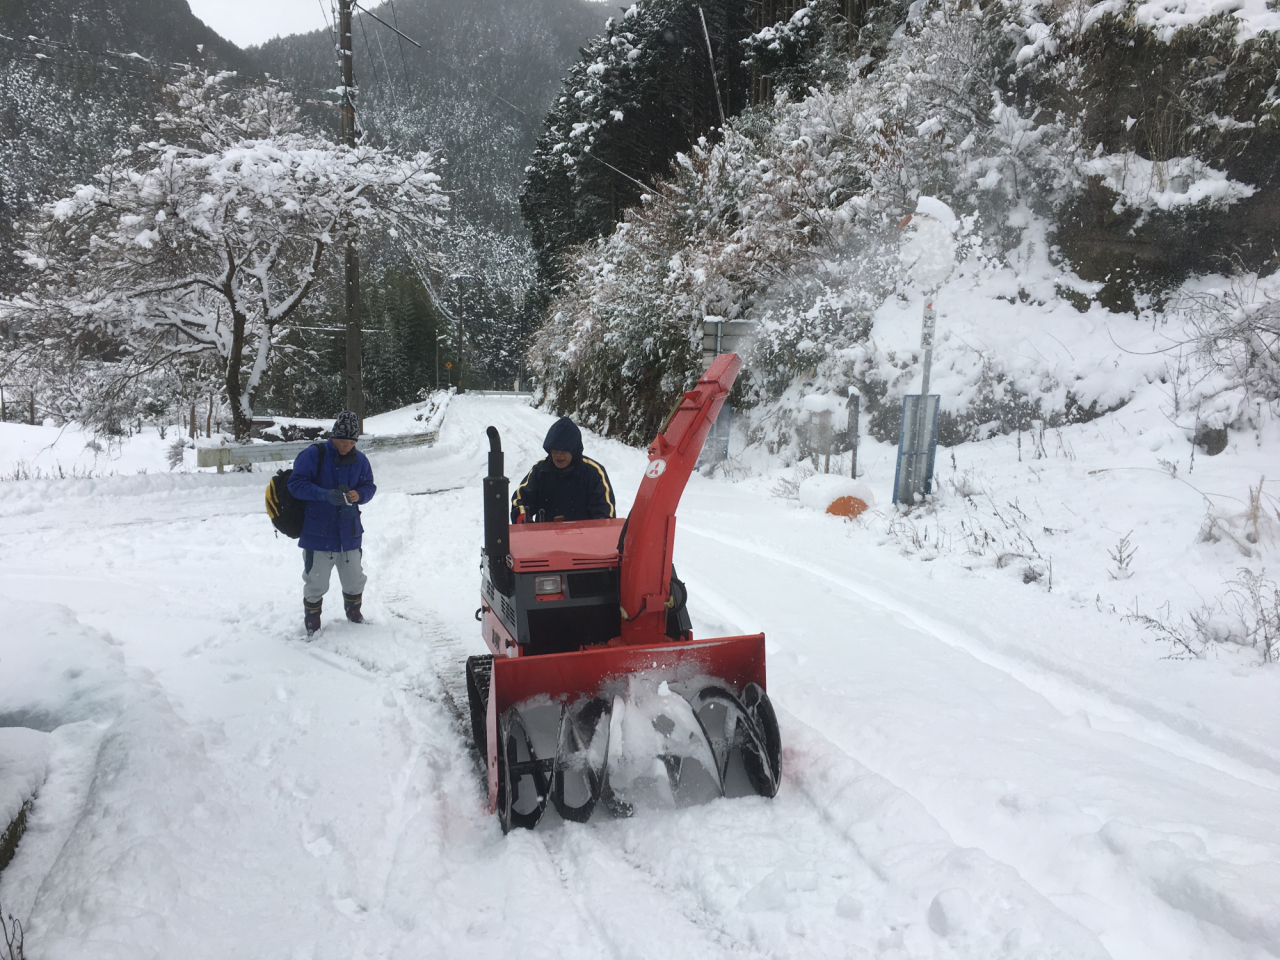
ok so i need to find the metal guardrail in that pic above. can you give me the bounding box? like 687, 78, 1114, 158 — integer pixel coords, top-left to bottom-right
196, 430, 439, 472
465, 390, 534, 397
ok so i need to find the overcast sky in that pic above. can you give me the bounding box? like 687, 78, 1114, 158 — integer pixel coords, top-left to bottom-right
187, 0, 330, 49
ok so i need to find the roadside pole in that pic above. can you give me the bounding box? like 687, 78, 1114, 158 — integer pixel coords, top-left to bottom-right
915, 298, 937, 471
847, 393, 860, 479
892, 198, 956, 505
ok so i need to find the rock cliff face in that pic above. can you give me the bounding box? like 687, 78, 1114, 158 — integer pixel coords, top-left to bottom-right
1047, 15, 1280, 311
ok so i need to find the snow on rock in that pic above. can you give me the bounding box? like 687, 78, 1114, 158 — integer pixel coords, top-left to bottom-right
798, 475, 876, 513
1077, 152, 1255, 212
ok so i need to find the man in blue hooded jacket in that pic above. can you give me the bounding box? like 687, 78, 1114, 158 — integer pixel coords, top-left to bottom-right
287, 410, 377, 635
511, 416, 615, 523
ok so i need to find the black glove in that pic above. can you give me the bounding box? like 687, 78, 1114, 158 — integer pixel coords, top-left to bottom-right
326, 488, 347, 506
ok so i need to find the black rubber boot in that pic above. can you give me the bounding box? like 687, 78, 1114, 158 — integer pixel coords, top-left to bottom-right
343, 592, 363, 624
304, 599, 322, 637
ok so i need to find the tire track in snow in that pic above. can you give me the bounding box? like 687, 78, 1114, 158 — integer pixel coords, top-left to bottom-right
306, 608, 627, 960
680, 521, 1280, 792
370, 493, 1097, 956
678, 523, 1280, 960
345, 472, 650, 958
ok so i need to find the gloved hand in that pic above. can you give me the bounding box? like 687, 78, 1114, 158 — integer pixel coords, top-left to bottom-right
326, 488, 347, 506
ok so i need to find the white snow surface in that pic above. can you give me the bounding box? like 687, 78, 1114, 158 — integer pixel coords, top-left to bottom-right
1, 393, 1278, 959
0, 728, 50, 827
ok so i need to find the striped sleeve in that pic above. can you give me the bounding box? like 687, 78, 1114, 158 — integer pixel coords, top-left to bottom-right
582, 457, 616, 519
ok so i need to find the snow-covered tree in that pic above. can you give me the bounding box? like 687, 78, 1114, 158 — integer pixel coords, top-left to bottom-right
530, 0, 1280, 446
520, 0, 756, 283
3, 68, 449, 438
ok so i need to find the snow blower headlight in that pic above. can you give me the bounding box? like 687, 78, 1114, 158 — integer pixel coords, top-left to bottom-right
534, 575, 563, 596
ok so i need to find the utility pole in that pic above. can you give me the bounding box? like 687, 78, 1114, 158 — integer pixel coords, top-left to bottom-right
327, 0, 419, 420
456, 310, 465, 393
338, 0, 364, 427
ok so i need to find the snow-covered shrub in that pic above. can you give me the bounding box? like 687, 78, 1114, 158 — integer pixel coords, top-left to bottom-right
166, 438, 191, 471
531, 0, 1066, 441
1225, 569, 1280, 663
530, 119, 854, 442
1172, 272, 1280, 421
1132, 570, 1280, 662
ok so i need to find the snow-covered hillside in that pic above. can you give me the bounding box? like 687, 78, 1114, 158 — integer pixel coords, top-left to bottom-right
1, 394, 1277, 959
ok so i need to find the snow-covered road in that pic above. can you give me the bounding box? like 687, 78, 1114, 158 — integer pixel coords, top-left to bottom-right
2, 395, 1277, 959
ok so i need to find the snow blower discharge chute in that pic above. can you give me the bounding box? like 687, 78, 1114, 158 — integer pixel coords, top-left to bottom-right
468, 353, 781, 832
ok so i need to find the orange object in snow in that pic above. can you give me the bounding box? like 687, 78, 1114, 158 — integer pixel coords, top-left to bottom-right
826, 495, 869, 519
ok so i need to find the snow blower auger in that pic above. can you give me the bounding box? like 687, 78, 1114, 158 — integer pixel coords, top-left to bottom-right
467, 353, 781, 832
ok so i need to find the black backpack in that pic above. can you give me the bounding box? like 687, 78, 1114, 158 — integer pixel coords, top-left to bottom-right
265, 443, 325, 538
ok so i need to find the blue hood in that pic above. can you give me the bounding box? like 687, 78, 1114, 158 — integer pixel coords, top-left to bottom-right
542, 417, 584, 458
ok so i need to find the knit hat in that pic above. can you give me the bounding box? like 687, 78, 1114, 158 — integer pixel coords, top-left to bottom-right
331, 410, 360, 440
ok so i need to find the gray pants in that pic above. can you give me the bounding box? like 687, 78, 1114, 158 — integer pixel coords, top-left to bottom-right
303, 549, 366, 605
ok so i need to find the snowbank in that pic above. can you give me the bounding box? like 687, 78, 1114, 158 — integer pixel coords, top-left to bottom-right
0, 394, 454, 482
0, 421, 177, 480
358, 389, 452, 437
0, 728, 50, 829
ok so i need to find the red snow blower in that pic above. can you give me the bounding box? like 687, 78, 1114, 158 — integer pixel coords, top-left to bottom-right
467, 353, 781, 831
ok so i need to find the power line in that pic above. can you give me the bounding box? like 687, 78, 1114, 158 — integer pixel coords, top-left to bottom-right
316, 0, 338, 65
356, 7, 380, 91
387, 0, 410, 87
351, 3, 421, 49
363, 6, 400, 112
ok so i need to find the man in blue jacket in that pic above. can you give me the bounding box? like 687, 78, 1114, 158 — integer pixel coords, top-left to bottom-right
287, 410, 377, 635
511, 416, 615, 523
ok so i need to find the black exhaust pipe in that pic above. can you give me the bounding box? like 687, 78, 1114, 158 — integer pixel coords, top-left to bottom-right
483, 426, 513, 595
